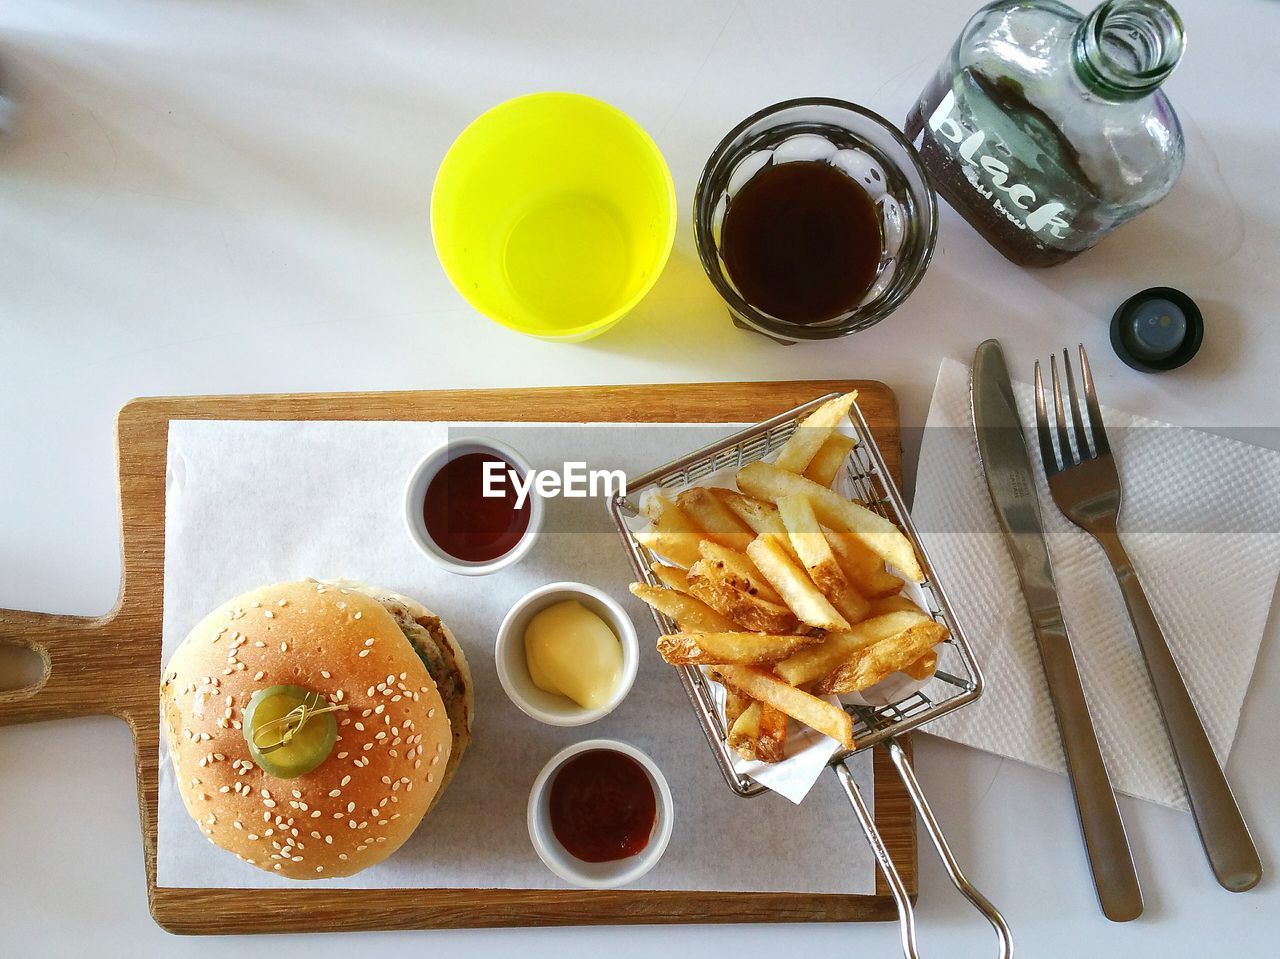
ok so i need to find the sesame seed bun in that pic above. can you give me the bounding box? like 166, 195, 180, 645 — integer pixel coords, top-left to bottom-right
322, 580, 473, 807
160, 580, 462, 879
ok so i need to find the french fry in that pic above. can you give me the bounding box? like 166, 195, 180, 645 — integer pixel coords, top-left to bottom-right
714, 665, 854, 749
724, 685, 752, 731
629, 583, 737, 633
655, 631, 821, 666
636, 529, 701, 569
773, 391, 859, 474
868, 594, 922, 615
903, 651, 938, 681
737, 462, 923, 581
827, 528, 907, 598
727, 702, 762, 760
711, 489, 800, 561
726, 701, 787, 763
639, 491, 667, 522
755, 703, 788, 763
803, 433, 858, 487
746, 534, 850, 632
650, 562, 691, 593
812, 621, 950, 695
635, 498, 703, 568
773, 610, 933, 686
675, 488, 754, 551
686, 566, 799, 633
777, 494, 871, 624
697, 540, 783, 605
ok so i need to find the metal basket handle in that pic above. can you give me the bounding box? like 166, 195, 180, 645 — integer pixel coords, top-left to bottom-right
834, 740, 1012, 959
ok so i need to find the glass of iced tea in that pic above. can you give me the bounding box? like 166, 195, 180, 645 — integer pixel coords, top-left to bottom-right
694, 98, 937, 343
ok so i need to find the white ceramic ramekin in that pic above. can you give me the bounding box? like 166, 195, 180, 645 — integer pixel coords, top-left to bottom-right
403, 436, 544, 576
527, 738, 674, 889
495, 582, 639, 726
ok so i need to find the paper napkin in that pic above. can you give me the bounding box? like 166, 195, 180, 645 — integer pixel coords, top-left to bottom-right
913, 358, 1280, 810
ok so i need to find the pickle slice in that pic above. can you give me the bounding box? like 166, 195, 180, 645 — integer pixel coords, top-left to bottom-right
242, 684, 337, 779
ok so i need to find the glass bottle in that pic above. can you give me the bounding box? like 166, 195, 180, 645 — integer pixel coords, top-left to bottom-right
904, 0, 1185, 267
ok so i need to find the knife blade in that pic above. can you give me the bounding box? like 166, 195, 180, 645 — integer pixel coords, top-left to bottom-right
971, 339, 1143, 922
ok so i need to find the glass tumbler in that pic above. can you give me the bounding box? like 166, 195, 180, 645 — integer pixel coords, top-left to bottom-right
694, 98, 937, 343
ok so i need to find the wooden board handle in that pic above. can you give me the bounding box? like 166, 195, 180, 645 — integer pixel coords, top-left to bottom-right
0, 608, 134, 725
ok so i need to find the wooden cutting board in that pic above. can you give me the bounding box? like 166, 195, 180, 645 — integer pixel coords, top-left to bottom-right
0, 380, 914, 934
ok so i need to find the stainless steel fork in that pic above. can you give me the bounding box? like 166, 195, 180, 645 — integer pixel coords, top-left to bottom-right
1034, 345, 1261, 893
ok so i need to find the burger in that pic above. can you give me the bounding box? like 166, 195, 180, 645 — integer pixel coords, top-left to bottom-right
160, 579, 473, 879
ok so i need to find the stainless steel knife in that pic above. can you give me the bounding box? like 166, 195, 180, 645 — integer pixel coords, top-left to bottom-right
970, 339, 1143, 922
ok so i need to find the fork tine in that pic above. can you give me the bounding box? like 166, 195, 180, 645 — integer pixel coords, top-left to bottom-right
1078, 344, 1111, 456
1050, 353, 1075, 466
1061, 348, 1091, 458
1034, 360, 1059, 476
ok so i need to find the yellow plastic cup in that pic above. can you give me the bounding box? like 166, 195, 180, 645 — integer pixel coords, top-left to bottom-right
432, 92, 676, 341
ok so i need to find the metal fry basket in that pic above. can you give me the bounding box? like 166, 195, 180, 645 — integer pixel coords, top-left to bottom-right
609, 393, 1012, 959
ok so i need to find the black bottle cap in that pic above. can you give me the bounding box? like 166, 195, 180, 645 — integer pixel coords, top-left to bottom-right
1110, 287, 1203, 372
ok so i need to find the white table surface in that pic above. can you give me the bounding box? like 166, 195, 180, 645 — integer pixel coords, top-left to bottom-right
2, 1, 1277, 956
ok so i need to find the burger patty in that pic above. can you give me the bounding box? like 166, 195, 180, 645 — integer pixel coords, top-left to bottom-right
388, 606, 470, 737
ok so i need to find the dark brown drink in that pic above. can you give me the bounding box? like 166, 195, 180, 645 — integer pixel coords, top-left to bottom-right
720, 161, 881, 324
906, 71, 1090, 268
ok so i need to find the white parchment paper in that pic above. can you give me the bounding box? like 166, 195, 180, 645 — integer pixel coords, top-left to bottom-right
158, 419, 876, 892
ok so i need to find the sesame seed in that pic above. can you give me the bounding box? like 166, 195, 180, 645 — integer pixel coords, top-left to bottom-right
363, 638, 375, 647
263, 799, 277, 808
277, 599, 287, 607
354, 611, 362, 620
254, 671, 265, 681
347, 802, 356, 813
358, 650, 370, 658
321, 670, 331, 679
291, 789, 302, 799
264, 610, 274, 619
247, 834, 259, 841
328, 789, 341, 797
281, 642, 288, 653
315, 866, 324, 874
427, 708, 436, 718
